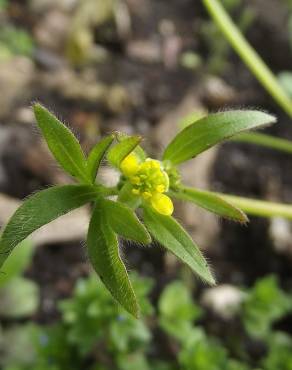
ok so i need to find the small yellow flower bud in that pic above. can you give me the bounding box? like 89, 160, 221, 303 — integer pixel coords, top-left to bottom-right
151, 193, 174, 216
120, 153, 140, 177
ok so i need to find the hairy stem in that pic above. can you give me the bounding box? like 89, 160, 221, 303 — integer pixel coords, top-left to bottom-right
232, 133, 292, 154
217, 193, 292, 220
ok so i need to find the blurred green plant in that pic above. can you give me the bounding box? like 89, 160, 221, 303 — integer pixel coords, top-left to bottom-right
0, 25, 34, 61
1, 274, 292, 370
201, 0, 254, 74
242, 276, 292, 338
0, 240, 38, 319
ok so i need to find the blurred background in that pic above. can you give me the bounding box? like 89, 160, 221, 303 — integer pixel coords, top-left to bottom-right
1, 0, 292, 369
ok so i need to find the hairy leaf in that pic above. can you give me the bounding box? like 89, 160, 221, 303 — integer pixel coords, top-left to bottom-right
170, 187, 248, 223
87, 135, 114, 182
143, 207, 215, 285
87, 204, 139, 317
33, 104, 89, 182
163, 110, 276, 164
107, 135, 142, 167
0, 185, 99, 269
103, 199, 151, 244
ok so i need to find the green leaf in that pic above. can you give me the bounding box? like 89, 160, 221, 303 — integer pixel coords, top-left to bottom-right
163, 110, 276, 164
170, 187, 248, 223
116, 132, 147, 161
103, 199, 151, 244
87, 134, 114, 183
143, 207, 215, 285
0, 185, 100, 269
33, 103, 89, 183
107, 135, 142, 168
87, 203, 139, 317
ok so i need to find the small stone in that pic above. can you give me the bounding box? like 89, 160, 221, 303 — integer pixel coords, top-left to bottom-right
269, 217, 292, 255
201, 284, 245, 319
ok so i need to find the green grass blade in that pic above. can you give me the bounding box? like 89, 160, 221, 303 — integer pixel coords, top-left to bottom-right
143, 206, 215, 285
87, 203, 139, 317
0, 185, 99, 269
33, 104, 89, 183
170, 187, 248, 223
87, 135, 114, 183
202, 0, 292, 118
163, 110, 276, 165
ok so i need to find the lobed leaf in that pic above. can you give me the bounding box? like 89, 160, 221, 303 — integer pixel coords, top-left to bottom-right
107, 135, 142, 168
143, 207, 215, 285
170, 187, 248, 223
163, 110, 276, 165
87, 203, 139, 317
87, 134, 114, 183
0, 185, 100, 269
103, 199, 151, 244
33, 103, 89, 183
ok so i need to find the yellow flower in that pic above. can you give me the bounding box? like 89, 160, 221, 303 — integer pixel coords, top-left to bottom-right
120, 153, 174, 216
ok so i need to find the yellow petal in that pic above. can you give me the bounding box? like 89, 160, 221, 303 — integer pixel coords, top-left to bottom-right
151, 193, 174, 216
120, 153, 140, 177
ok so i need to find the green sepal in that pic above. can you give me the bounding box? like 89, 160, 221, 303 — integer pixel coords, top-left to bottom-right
87, 134, 114, 183
143, 207, 215, 285
170, 186, 248, 223
87, 203, 139, 317
163, 110, 276, 165
103, 199, 151, 244
0, 185, 100, 269
107, 135, 142, 168
33, 104, 90, 183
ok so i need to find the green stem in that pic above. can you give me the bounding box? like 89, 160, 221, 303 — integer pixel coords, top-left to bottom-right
202, 0, 292, 117
232, 132, 292, 154
216, 192, 292, 220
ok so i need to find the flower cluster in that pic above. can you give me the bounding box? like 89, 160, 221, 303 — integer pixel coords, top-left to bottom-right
120, 153, 174, 216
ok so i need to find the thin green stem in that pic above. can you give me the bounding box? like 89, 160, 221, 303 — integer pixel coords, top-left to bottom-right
232, 132, 292, 154
202, 0, 292, 117
216, 192, 292, 220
